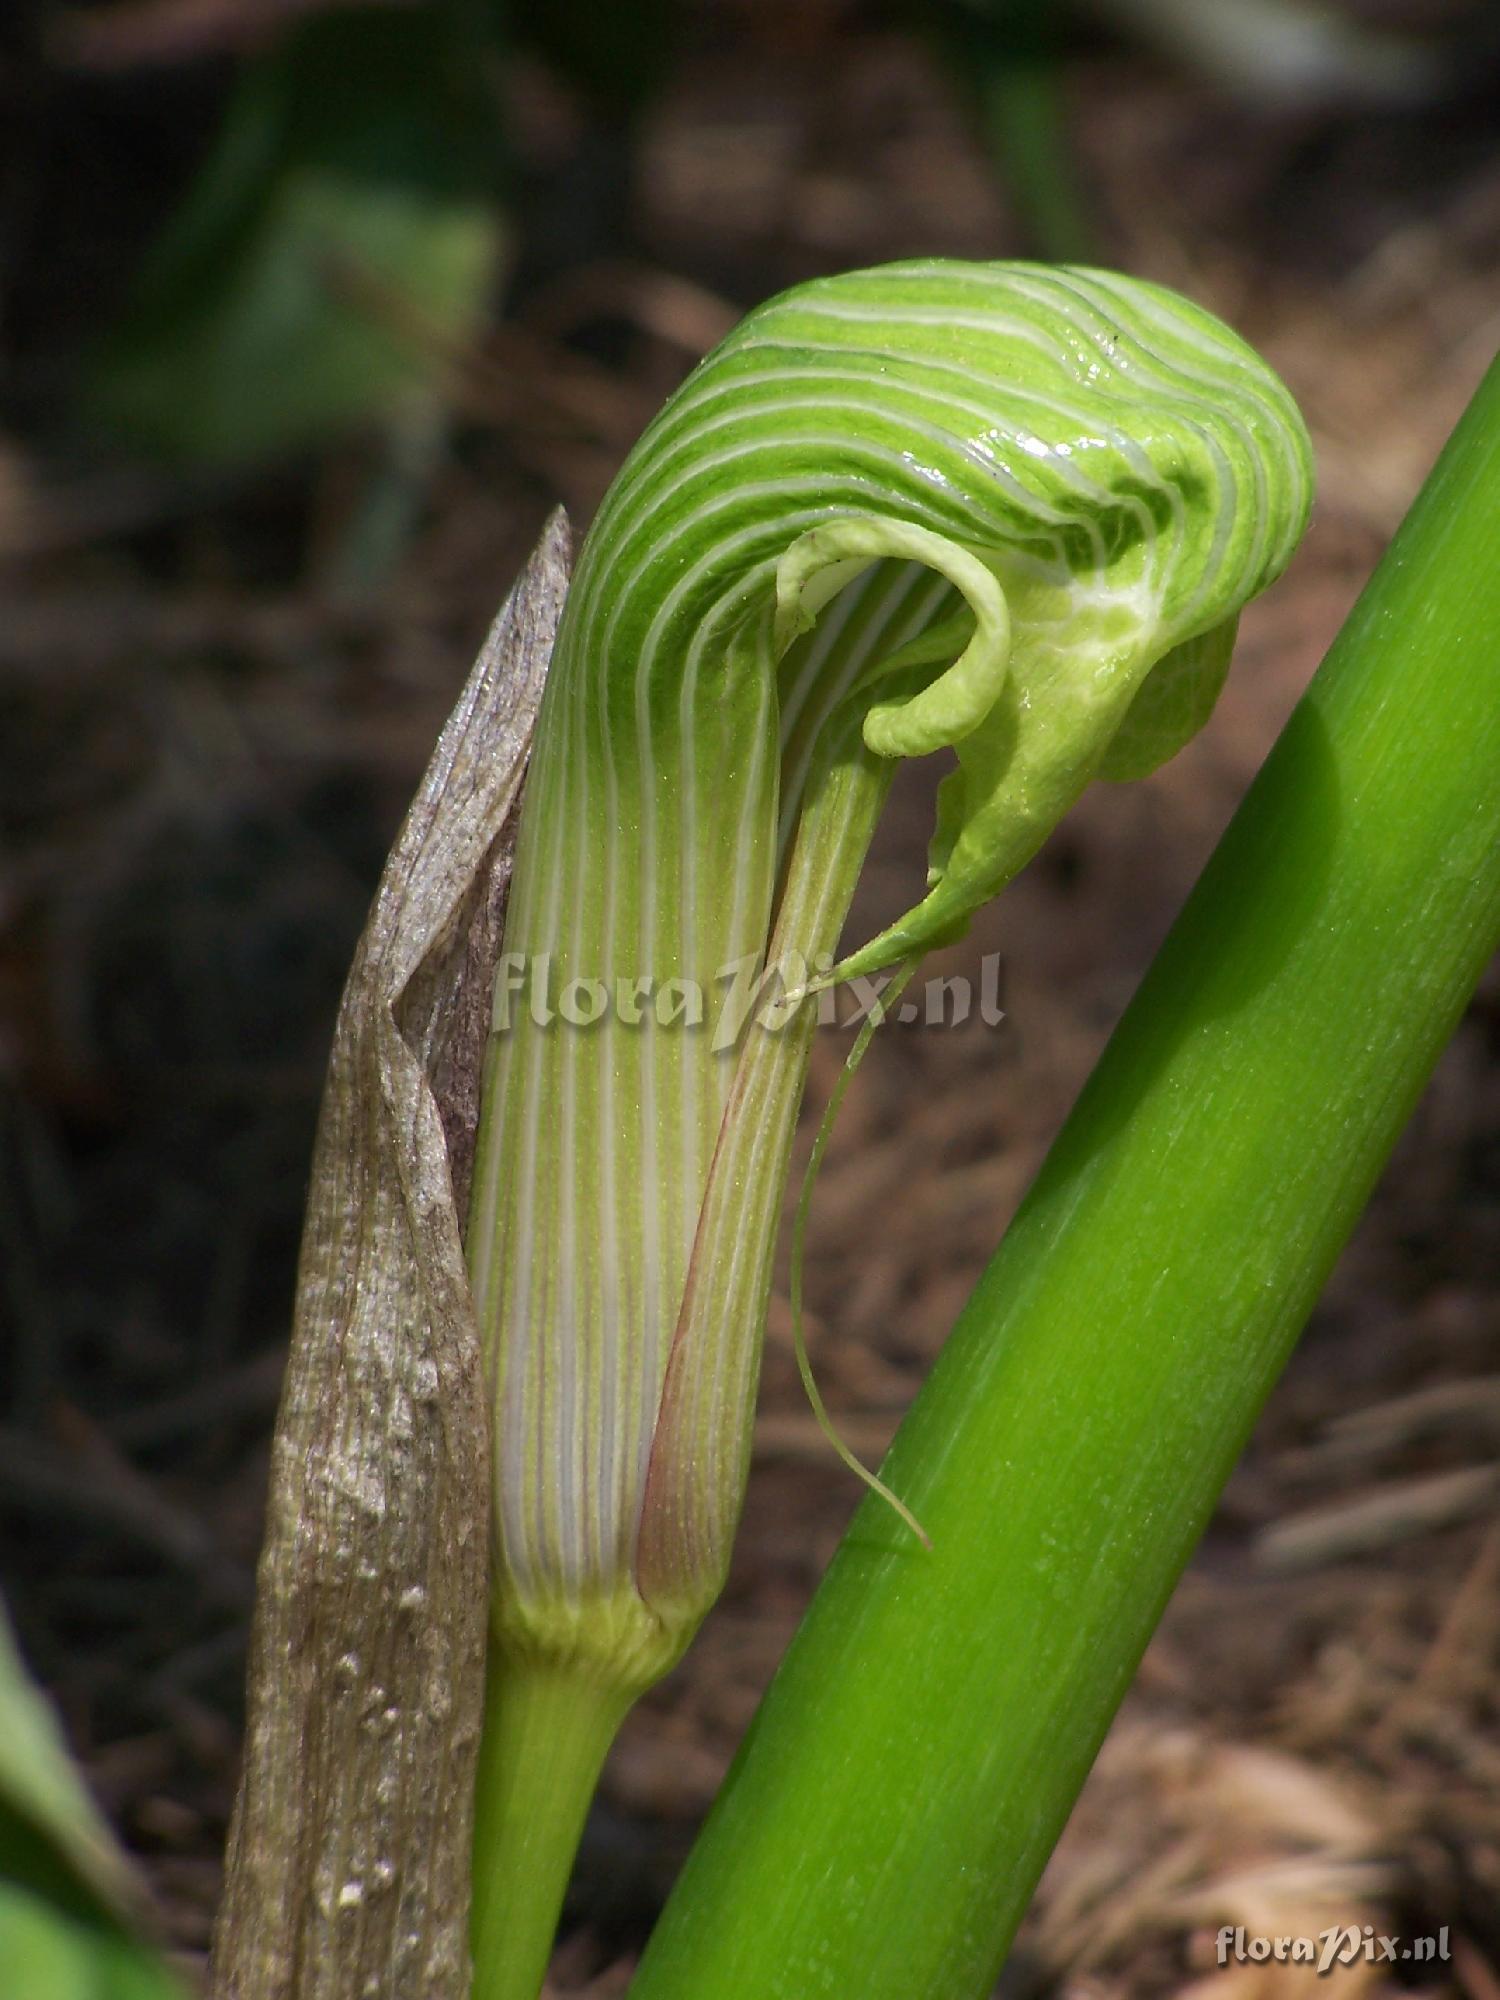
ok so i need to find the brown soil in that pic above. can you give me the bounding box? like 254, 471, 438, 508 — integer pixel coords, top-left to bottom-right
2, 6, 1497, 1996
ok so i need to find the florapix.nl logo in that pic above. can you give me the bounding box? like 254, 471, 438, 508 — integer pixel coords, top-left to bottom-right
490, 950, 1006, 1050
1215, 1926, 1451, 1975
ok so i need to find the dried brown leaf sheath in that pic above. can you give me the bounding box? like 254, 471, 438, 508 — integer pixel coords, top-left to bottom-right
210, 513, 571, 2000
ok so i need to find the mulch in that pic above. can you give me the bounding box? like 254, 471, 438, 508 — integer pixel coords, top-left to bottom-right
2, 9, 1497, 1994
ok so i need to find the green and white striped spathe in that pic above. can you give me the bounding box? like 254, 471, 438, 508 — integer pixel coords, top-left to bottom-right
466, 261, 1313, 1676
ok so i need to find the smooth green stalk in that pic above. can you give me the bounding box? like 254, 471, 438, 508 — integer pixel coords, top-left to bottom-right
942, 0, 1097, 263
463, 261, 1313, 1997
626, 350, 1500, 1999
468, 1658, 633, 2000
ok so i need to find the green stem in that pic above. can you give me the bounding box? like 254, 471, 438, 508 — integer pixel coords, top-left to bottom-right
469, 1655, 632, 2000
938, 0, 1096, 263
625, 356, 1500, 1998
978, 47, 1095, 264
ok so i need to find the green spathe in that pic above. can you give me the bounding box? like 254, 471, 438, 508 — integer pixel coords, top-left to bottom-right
465, 260, 1313, 2000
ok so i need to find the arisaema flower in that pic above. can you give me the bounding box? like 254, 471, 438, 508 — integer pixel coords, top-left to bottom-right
464, 260, 1313, 2000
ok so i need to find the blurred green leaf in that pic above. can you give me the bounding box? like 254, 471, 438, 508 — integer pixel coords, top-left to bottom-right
0, 1599, 141, 1927
0, 1601, 184, 1998
88, 4, 508, 465
0, 1884, 184, 2000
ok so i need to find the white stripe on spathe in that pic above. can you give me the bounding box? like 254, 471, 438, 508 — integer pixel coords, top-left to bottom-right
464, 259, 1315, 1645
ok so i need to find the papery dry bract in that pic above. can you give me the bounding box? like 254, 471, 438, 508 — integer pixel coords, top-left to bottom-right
209, 514, 569, 2000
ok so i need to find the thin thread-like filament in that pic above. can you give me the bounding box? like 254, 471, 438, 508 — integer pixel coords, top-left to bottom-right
789, 961, 931, 1550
